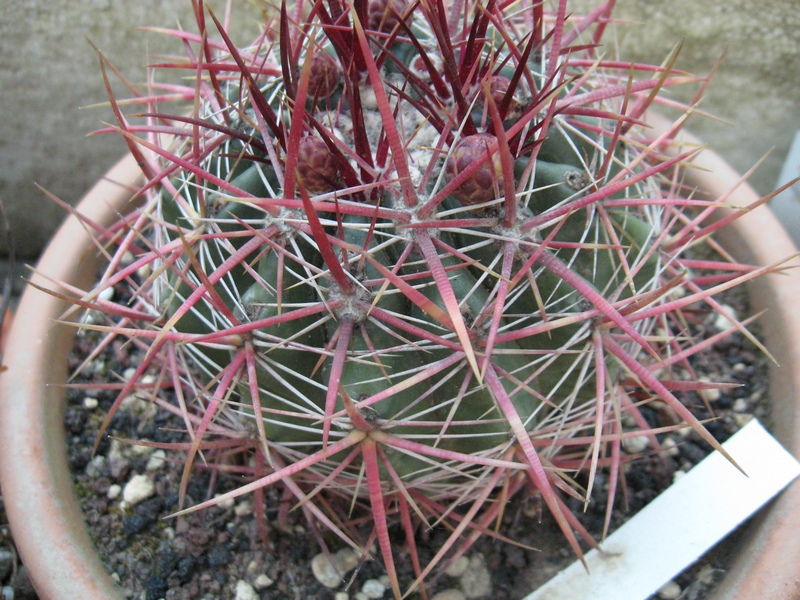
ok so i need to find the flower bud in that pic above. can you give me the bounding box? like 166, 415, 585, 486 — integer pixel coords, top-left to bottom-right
445, 133, 505, 207
296, 135, 339, 195
306, 51, 341, 100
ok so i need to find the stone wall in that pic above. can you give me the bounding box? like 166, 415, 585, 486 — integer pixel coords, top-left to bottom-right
0, 0, 263, 258
606, 0, 800, 197
2, 0, 798, 258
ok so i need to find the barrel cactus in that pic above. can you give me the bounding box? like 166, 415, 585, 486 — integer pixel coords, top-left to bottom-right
64, 0, 774, 596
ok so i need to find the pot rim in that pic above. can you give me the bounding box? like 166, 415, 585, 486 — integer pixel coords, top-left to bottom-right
0, 154, 140, 599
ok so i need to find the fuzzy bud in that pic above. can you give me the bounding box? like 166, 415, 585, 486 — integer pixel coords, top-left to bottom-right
306, 51, 341, 100
475, 74, 521, 121
489, 75, 512, 109
368, 0, 410, 33
445, 133, 505, 207
296, 135, 339, 195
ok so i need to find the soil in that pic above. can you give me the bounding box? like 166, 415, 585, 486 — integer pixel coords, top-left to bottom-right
0, 283, 771, 600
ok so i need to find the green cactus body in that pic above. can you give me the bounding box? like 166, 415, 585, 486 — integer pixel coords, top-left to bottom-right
154, 2, 665, 476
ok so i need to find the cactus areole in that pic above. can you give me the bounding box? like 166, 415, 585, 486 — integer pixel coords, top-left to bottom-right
71, 0, 771, 595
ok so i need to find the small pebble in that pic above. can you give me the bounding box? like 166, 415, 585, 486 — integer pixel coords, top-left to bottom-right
696, 564, 718, 585
713, 304, 738, 331
145, 449, 166, 471
136, 263, 151, 280
234, 500, 253, 517
334, 593, 350, 600
253, 573, 273, 589
82, 396, 99, 409
361, 578, 385, 598
97, 286, 115, 302
119, 394, 138, 411
234, 579, 259, 600
108, 450, 130, 480
84, 455, 106, 478
661, 437, 680, 457
107, 484, 121, 500
657, 580, 681, 599
335, 548, 361, 572
444, 555, 470, 578
622, 435, 649, 454
0, 548, 13, 582
89, 354, 105, 372
215, 494, 235, 510
459, 555, 492, 599
355, 594, 369, 600
432, 591, 466, 600
1, 585, 13, 600
311, 548, 360, 588
732, 398, 748, 412
122, 474, 155, 505
130, 443, 154, 456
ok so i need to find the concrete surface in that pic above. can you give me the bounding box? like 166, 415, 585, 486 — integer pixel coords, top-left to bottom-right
0, 0, 264, 259
606, 0, 800, 200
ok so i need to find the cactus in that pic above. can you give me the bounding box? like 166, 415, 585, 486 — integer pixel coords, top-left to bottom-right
63, 0, 778, 596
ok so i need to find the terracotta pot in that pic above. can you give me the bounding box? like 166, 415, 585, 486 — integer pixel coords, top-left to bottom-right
682, 134, 800, 600
0, 155, 139, 600
0, 122, 798, 598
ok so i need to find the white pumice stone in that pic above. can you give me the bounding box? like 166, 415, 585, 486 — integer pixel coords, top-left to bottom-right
107, 484, 121, 500
311, 553, 342, 588
713, 304, 738, 331
444, 555, 470, 577
234, 580, 259, 600
145, 449, 166, 471
253, 573, 274, 589
460, 554, 492, 599
122, 474, 155, 505
622, 435, 650, 454
311, 548, 360, 588
97, 286, 115, 302
657, 580, 681, 599
432, 591, 467, 600
361, 578, 386, 598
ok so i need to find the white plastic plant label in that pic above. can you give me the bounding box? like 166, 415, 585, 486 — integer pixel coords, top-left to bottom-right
527, 419, 800, 600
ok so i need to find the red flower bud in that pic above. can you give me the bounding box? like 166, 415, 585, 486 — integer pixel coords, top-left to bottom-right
445, 133, 505, 207
368, 0, 410, 33
296, 136, 339, 195
306, 51, 341, 100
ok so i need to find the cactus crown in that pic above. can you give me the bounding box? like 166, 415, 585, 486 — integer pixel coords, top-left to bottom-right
64, 0, 773, 596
